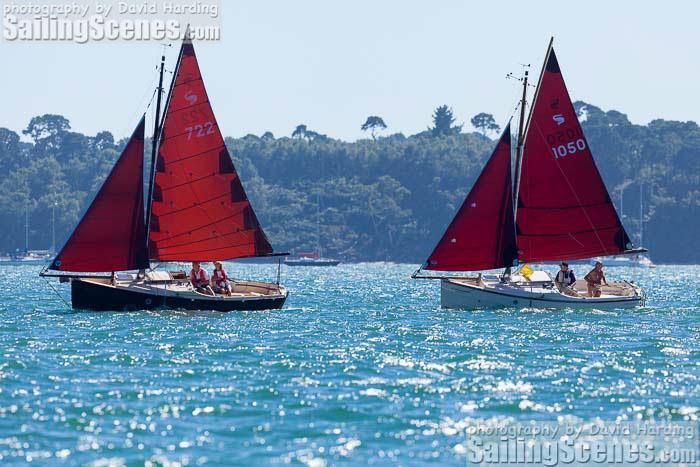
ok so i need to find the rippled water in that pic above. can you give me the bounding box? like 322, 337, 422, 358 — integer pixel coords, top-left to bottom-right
0, 263, 698, 465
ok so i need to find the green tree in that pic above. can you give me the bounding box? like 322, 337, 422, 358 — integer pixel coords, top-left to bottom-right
430, 105, 462, 137
470, 112, 500, 136
23, 114, 71, 143
361, 116, 387, 140
0, 128, 24, 173
292, 124, 307, 139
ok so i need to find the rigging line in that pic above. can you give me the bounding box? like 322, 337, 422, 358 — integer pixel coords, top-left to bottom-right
42, 275, 71, 310
568, 232, 585, 247
518, 223, 622, 238
164, 99, 211, 116
156, 238, 266, 257
153, 205, 251, 244
531, 120, 610, 254
120, 70, 160, 141
157, 144, 225, 167
158, 171, 229, 192
156, 225, 255, 251
155, 192, 235, 217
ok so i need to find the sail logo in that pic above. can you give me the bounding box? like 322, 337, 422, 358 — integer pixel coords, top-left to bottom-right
552, 114, 565, 125
184, 91, 198, 105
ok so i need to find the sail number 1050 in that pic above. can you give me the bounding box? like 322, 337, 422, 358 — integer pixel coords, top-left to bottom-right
550, 139, 586, 159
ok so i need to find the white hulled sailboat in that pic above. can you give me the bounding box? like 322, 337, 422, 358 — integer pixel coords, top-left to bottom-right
414, 39, 646, 309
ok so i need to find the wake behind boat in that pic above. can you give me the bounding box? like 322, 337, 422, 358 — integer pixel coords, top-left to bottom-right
414, 39, 646, 309
41, 33, 288, 312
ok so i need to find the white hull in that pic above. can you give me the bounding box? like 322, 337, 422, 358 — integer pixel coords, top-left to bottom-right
440, 272, 644, 310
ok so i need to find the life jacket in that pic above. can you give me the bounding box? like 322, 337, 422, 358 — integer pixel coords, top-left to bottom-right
190, 268, 207, 285
556, 270, 575, 285
212, 269, 228, 285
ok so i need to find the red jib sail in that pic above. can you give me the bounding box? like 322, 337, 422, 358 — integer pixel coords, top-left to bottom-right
515, 46, 633, 262
148, 38, 273, 262
50, 117, 149, 272
425, 124, 518, 271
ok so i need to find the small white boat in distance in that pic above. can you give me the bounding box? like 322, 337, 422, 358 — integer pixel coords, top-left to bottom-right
285, 252, 340, 267
18, 250, 52, 264
590, 254, 655, 268
413, 38, 647, 310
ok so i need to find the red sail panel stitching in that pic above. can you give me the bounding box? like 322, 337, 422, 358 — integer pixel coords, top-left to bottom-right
516, 48, 632, 262
148, 40, 273, 262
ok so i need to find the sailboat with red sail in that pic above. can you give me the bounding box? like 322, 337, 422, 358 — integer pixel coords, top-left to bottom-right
414, 39, 646, 309
40, 35, 288, 311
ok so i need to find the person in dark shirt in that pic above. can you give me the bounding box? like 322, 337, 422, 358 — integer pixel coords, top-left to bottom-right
555, 262, 577, 295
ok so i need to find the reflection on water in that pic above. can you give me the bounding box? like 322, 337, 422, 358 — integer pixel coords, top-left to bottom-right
0, 263, 697, 464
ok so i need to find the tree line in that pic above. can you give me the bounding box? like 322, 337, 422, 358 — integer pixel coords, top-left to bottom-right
0, 102, 698, 263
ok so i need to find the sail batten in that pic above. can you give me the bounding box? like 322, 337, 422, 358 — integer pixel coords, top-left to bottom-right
49, 117, 150, 272
148, 39, 274, 262
515, 47, 633, 262
425, 123, 517, 271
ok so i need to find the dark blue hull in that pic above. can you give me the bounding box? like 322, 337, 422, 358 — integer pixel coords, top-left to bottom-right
71, 279, 287, 312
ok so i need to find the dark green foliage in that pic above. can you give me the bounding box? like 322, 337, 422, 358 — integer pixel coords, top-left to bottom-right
0, 103, 698, 262
291, 124, 307, 139
471, 112, 501, 136
361, 116, 388, 140
430, 105, 462, 137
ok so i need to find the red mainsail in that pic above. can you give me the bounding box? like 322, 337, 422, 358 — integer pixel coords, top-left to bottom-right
50, 117, 149, 272
148, 39, 273, 262
515, 46, 633, 262
425, 124, 518, 271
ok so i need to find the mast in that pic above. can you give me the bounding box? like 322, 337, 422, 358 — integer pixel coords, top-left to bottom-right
511, 69, 528, 228
639, 181, 643, 248
25, 203, 29, 252
144, 53, 166, 260
317, 191, 322, 257
514, 36, 554, 223
620, 187, 624, 221
51, 200, 56, 253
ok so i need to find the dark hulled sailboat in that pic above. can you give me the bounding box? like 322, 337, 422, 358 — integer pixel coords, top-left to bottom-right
414, 39, 646, 309
41, 36, 288, 311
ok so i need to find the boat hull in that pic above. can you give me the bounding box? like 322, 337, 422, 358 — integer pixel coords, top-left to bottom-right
441, 278, 643, 310
71, 278, 287, 312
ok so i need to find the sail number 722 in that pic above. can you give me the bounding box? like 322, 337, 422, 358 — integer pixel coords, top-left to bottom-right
185, 122, 215, 140
550, 139, 586, 159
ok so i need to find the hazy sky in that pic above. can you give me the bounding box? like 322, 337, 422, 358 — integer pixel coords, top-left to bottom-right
1, 0, 698, 141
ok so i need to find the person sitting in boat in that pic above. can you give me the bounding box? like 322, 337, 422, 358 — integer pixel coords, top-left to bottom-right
211, 261, 232, 296
554, 262, 577, 295
584, 261, 608, 297
190, 261, 214, 295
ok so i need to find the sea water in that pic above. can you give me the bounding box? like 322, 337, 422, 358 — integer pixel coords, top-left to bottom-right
0, 263, 697, 465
